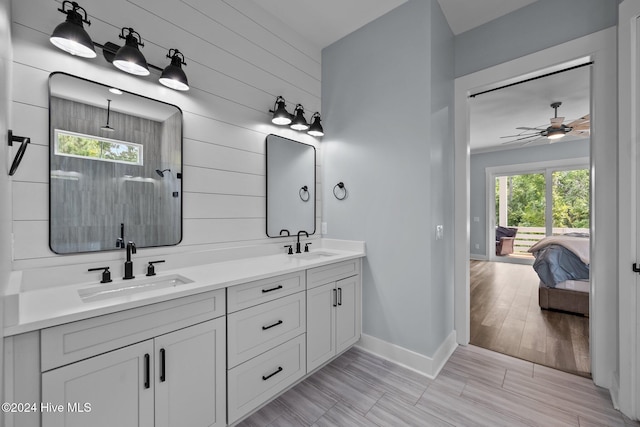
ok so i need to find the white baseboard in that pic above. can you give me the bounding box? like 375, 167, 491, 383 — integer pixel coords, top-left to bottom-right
355, 330, 458, 379
470, 254, 487, 261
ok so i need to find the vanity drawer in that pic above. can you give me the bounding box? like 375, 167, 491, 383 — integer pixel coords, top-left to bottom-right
307, 259, 361, 289
227, 334, 306, 424
41, 289, 225, 371
227, 271, 305, 313
227, 292, 305, 368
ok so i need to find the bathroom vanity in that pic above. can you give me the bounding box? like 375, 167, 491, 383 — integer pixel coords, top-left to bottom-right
3, 243, 364, 427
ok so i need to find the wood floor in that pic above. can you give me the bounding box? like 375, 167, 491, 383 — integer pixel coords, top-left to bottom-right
470, 260, 590, 377
237, 345, 637, 426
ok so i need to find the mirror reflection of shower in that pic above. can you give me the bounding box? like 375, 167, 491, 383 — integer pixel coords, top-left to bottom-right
156, 168, 171, 178
101, 99, 115, 132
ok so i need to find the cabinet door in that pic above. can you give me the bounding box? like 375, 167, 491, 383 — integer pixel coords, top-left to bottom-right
336, 276, 361, 354
41, 340, 154, 427
154, 318, 226, 427
306, 282, 336, 372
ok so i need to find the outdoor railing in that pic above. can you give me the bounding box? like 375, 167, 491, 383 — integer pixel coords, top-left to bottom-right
512, 226, 589, 256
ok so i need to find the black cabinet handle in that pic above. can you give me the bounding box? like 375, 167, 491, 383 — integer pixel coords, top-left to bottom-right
262, 366, 283, 381
333, 288, 337, 307
144, 354, 150, 389
159, 348, 166, 382
262, 320, 284, 331
262, 284, 283, 293
338, 288, 342, 306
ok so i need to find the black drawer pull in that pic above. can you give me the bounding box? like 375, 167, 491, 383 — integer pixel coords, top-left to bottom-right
262, 366, 283, 381
338, 288, 343, 306
159, 348, 166, 382
262, 320, 283, 331
262, 284, 283, 293
143, 353, 150, 389
333, 288, 337, 307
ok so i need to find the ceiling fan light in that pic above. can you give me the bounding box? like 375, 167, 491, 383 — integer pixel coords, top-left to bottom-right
547, 129, 565, 140
271, 97, 291, 125
113, 28, 150, 76
49, 1, 96, 58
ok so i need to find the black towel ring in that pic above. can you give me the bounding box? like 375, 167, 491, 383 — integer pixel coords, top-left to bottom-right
333, 182, 347, 200
299, 185, 310, 202
8, 130, 30, 176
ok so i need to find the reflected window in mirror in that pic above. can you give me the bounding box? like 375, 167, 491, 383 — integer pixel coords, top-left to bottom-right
48, 72, 183, 254
265, 134, 316, 237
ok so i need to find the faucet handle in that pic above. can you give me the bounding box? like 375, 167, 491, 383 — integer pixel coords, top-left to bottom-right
304, 242, 312, 252
88, 266, 112, 284
284, 245, 293, 255
127, 241, 137, 254
146, 260, 165, 276
116, 238, 124, 248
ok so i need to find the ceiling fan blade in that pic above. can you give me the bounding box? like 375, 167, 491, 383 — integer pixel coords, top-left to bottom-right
501, 134, 540, 144
516, 126, 544, 131
566, 114, 590, 129
500, 132, 539, 138
567, 129, 590, 136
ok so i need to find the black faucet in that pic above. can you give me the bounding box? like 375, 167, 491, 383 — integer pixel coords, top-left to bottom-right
123, 241, 137, 280
296, 230, 309, 254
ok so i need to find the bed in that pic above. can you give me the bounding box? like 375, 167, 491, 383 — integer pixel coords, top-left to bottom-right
528, 234, 590, 315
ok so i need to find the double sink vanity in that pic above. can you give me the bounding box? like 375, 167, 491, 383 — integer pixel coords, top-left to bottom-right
4, 241, 365, 427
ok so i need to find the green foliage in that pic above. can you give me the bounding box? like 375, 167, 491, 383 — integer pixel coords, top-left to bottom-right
495, 169, 589, 229
56, 132, 141, 164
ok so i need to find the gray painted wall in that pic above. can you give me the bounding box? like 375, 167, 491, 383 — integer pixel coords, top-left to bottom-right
470, 140, 590, 258
455, 0, 618, 77
322, 0, 454, 357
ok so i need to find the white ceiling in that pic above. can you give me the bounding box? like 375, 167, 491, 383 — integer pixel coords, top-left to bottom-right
469, 65, 590, 153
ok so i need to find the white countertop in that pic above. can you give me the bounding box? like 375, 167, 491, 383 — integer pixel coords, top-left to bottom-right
4, 245, 365, 337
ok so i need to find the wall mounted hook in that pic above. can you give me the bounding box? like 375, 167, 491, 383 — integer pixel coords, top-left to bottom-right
8, 130, 31, 176
333, 182, 347, 200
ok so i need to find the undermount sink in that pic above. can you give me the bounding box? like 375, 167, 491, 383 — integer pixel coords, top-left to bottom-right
79, 274, 193, 303
293, 251, 338, 260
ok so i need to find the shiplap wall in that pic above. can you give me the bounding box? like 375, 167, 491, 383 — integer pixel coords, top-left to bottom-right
10, 0, 322, 279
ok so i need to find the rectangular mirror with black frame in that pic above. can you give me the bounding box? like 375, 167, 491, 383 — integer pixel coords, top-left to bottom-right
49, 72, 183, 254
266, 134, 316, 237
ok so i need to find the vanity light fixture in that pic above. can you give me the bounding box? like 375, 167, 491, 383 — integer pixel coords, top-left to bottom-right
271, 96, 292, 125
290, 104, 309, 131
49, 1, 96, 58
307, 112, 324, 137
159, 49, 189, 91
113, 27, 150, 76
49, 3, 191, 91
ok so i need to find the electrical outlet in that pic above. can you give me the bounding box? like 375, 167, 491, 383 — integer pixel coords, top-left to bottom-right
473, 217, 480, 222
436, 225, 444, 240
475, 244, 480, 249
321, 222, 327, 234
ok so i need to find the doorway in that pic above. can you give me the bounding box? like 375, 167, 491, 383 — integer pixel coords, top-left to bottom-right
454, 28, 618, 390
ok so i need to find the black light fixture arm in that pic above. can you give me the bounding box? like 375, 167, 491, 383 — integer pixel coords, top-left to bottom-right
93, 41, 163, 72
167, 48, 186, 66
119, 27, 144, 48
58, 1, 91, 26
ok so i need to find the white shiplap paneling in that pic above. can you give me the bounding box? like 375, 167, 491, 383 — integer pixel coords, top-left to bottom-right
10, 0, 322, 271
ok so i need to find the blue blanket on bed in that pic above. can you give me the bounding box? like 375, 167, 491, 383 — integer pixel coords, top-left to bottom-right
531, 244, 590, 287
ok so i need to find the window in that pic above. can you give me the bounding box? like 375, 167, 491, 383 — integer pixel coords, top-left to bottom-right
54, 129, 143, 166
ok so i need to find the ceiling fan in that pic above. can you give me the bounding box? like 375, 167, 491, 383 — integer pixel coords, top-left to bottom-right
501, 101, 590, 145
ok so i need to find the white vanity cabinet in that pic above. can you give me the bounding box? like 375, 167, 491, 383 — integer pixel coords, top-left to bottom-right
226, 272, 307, 424
306, 259, 361, 373
7, 289, 227, 427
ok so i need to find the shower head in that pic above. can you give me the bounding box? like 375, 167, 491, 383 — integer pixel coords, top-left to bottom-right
156, 168, 171, 177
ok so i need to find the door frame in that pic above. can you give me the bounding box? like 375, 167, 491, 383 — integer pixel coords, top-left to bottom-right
618, 0, 640, 419
454, 27, 618, 396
